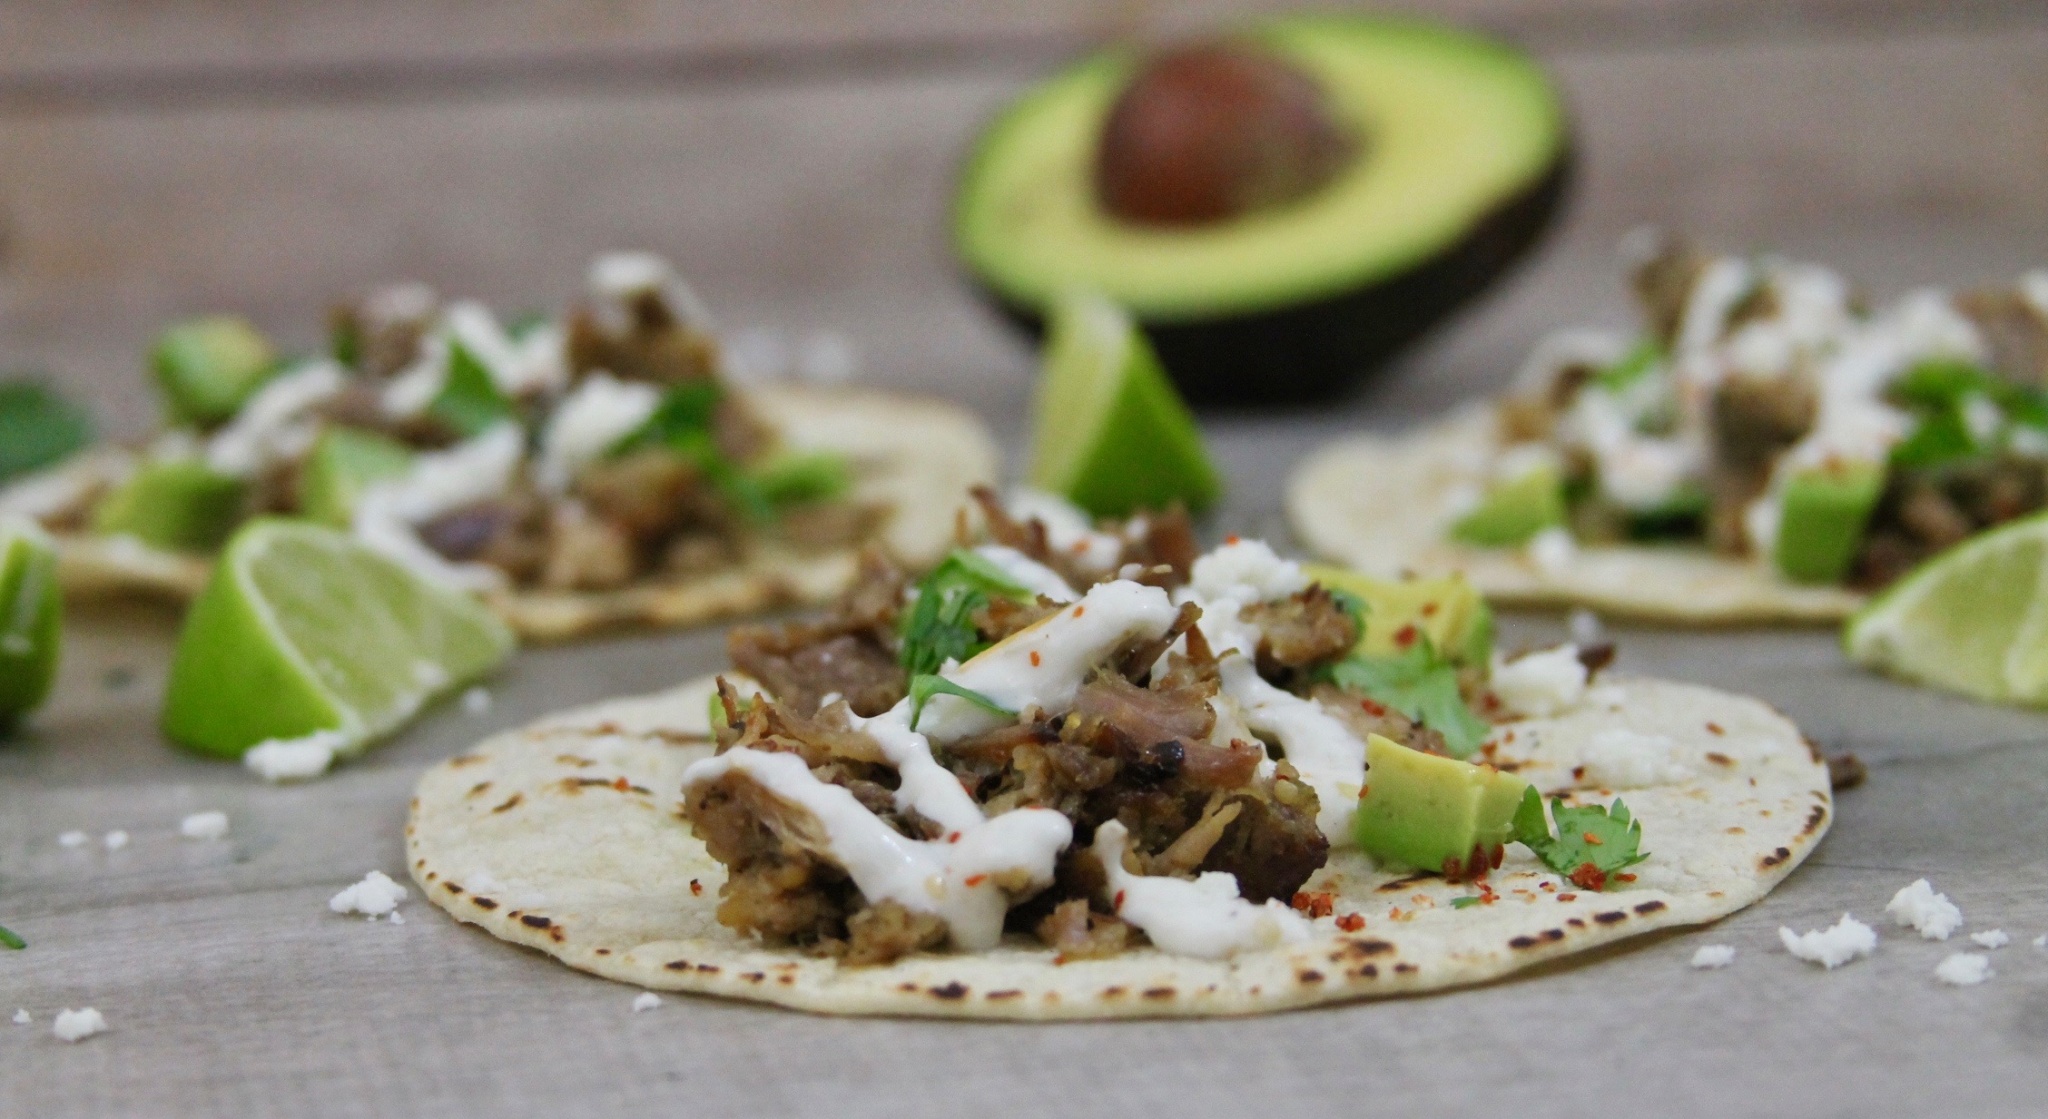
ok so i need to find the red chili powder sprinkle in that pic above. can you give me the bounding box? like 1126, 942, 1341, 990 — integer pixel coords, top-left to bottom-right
1420, 602, 1439, 617
1359, 699, 1387, 716
690, 880, 704, 896
1394, 624, 1419, 648
1114, 890, 1126, 910
963, 874, 988, 888
1706, 722, 1725, 736
1029, 651, 1042, 667
1335, 913, 1366, 932
1556, 892, 1577, 902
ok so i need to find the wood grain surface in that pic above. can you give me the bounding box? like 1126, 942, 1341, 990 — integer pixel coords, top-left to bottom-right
5, 3, 2048, 1115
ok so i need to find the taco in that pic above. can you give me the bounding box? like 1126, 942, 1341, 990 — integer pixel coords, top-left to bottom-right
408, 493, 1831, 1018
1289, 233, 2048, 622
0, 253, 995, 640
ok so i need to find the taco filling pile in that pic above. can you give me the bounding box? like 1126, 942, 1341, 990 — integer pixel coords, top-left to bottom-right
408, 491, 1831, 1018
1290, 234, 2048, 620
0, 252, 992, 637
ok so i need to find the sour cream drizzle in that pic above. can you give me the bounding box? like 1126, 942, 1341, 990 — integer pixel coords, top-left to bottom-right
351, 422, 524, 592
1216, 657, 1367, 842
1092, 821, 1311, 959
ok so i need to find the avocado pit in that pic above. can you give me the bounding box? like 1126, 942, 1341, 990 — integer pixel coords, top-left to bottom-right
1095, 42, 1357, 227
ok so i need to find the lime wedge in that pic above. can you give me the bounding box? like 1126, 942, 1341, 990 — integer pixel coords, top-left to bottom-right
1029, 291, 1221, 517
162, 519, 514, 760
1844, 512, 2048, 704
0, 516, 62, 729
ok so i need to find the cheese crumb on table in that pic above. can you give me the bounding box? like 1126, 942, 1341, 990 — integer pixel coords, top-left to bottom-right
1969, 929, 2010, 950
179, 811, 229, 841
1886, 878, 1962, 940
1779, 914, 1877, 968
12, 1009, 29, 1025
329, 871, 409, 917
244, 732, 344, 783
102, 831, 129, 852
2034, 934, 2047, 950
632, 992, 662, 1012
57, 831, 88, 849
52, 1008, 107, 1043
461, 687, 492, 715
1690, 944, 1737, 969
1935, 953, 1993, 986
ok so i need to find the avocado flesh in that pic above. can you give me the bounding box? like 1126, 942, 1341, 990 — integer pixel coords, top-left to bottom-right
92, 460, 247, 553
1305, 564, 1493, 666
152, 316, 277, 427
955, 15, 1568, 404
1354, 734, 1527, 876
1774, 463, 1884, 584
1450, 464, 1565, 547
297, 427, 415, 527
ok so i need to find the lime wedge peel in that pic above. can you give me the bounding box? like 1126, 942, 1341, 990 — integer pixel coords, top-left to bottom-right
1029, 290, 1221, 518
1844, 511, 2048, 705
0, 515, 62, 729
161, 520, 515, 778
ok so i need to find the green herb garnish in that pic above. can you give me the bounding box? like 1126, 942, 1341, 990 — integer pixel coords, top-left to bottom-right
907, 675, 1016, 731
1449, 896, 1484, 910
898, 550, 1035, 678
0, 381, 93, 484
1511, 785, 1649, 891
1326, 640, 1490, 758
1594, 339, 1663, 394
1888, 359, 2048, 470
0, 923, 23, 950
428, 341, 515, 437
754, 452, 852, 508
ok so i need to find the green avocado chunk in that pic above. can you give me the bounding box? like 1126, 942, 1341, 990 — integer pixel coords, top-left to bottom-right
1354, 734, 1527, 878
151, 316, 278, 427
953, 14, 1568, 403
296, 427, 415, 526
92, 460, 247, 552
1449, 462, 1565, 547
1773, 463, 1884, 584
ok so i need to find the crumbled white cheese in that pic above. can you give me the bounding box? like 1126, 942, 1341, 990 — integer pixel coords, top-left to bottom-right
1491, 644, 1588, 718
1568, 608, 1603, 645
52, 1008, 107, 1043
1970, 929, 2010, 949
244, 730, 347, 783
587, 251, 712, 333
1525, 526, 1576, 576
1188, 538, 1307, 604
1779, 914, 1877, 968
329, 871, 409, 917
1935, 953, 1992, 987
12, 1009, 29, 1025
102, 830, 129, 852
1579, 728, 1693, 788
57, 831, 89, 849
389, 910, 406, 925
1690, 944, 1737, 969
2035, 933, 2047, 950
1510, 327, 1630, 397
1886, 878, 1963, 940
1003, 489, 1122, 575
631, 992, 662, 1012
462, 687, 493, 716
179, 811, 229, 840
534, 373, 660, 493
971, 544, 1078, 603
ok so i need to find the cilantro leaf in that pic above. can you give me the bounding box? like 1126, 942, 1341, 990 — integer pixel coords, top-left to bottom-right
753, 451, 851, 508
614, 380, 723, 455
1326, 641, 1489, 758
0, 923, 22, 950
1449, 896, 1484, 910
428, 341, 515, 437
0, 380, 93, 483
1594, 339, 1663, 394
1510, 785, 1649, 890
898, 550, 1035, 678
907, 675, 1016, 731
1887, 359, 2048, 470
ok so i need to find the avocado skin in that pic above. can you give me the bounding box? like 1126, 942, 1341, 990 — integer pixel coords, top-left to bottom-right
978, 150, 1570, 407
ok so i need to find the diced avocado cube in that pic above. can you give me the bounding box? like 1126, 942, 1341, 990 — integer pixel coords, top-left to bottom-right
92, 460, 246, 552
1305, 564, 1493, 666
1353, 734, 1528, 878
1774, 462, 1884, 584
296, 427, 415, 526
152, 316, 278, 427
1449, 463, 1565, 547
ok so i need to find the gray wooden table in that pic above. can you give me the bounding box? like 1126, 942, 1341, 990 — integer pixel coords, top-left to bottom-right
6, 4, 2048, 1115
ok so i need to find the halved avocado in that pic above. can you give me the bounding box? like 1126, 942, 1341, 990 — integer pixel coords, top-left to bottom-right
954, 15, 1569, 405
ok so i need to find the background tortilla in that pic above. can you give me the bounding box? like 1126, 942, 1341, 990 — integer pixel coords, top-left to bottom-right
36, 384, 996, 640
407, 671, 1833, 1020
1286, 407, 1865, 624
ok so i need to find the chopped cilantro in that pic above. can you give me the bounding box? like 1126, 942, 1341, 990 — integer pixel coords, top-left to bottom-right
505, 310, 551, 340
0, 380, 93, 484
428, 341, 515, 437
754, 452, 851, 508
1594, 339, 1663, 394
706, 687, 754, 730
1326, 640, 1490, 758
614, 381, 723, 454
1888, 359, 2048, 470
609, 381, 800, 523
1449, 896, 1483, 910
898, 550, 1034, 678
0, 923, 22, 950
1325, 586, 1368, 636
907, 674, 1016, 731
1511, 785, 1649, 891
